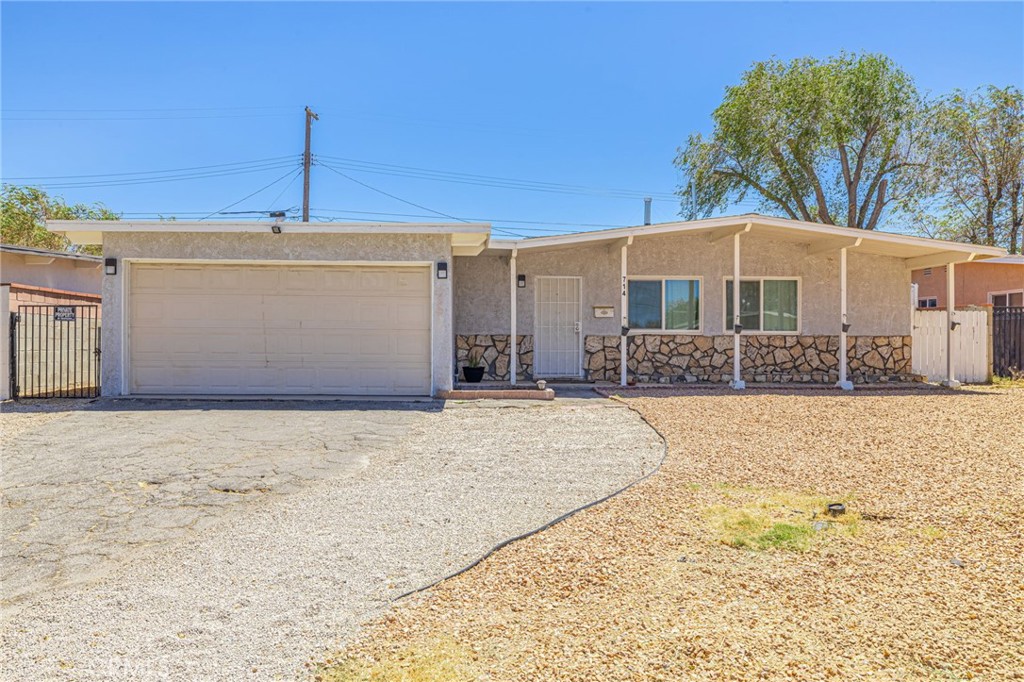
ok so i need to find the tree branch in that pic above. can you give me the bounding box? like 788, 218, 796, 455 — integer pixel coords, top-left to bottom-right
713, 168, 800, 220
865, 178, 888, 230
768, 147, 813, 221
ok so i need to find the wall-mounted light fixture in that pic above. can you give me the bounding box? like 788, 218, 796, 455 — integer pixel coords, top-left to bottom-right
517, 274, 526, 288
950, 320, 960, 331
271, 224, 282, 234
104, 258, 117, 276
437, 261, 448, 279
842, 322, 851, 333
733, 323, 744, 335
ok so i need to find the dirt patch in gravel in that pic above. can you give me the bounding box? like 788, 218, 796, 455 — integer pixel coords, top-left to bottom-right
319, 387, 1024, 681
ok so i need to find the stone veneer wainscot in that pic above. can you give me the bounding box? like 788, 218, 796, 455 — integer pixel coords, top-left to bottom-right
585, 335, 916, 383
457, 333, 915, 383
456, 335, 534, 381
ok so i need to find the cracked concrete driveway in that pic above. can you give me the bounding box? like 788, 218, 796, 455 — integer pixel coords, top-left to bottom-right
2, 400, 422, 607
0, 396, 663, 681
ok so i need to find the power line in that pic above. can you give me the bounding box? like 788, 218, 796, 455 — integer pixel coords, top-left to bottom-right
316, 154, 680, 201
307, 214, 525, 238
265, 171, 303, 215
2, 106, 295, 113
316, 160, 470, 225
200, 168, 304, 221
3, 113, 294, 122
3, 156, 299, 181
310, 208, 624, 230
17, 161, 300, 190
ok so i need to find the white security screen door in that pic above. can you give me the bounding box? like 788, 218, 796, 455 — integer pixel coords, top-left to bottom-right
534, 276, 582, 377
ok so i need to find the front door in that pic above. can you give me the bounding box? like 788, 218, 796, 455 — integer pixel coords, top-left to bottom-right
534, 276, 582, 377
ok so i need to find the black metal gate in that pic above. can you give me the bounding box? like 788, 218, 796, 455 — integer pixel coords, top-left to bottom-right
9, 305, 101, 399
993, 306, 1024, 378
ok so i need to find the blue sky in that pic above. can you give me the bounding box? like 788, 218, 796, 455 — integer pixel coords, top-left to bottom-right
2, 1, 1022, 237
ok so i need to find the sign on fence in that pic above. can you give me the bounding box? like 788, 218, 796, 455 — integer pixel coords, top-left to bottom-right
911, 309, 990, 383
53, 306, 77, 322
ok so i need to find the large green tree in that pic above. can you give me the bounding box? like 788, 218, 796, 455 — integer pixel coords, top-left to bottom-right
1, 185, 118, 255
676, 52, 930, 230
925, 86, 1024, 253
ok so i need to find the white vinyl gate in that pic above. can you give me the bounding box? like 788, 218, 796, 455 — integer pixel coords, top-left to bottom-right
534, 276, 583, 377
912, 309, 989, 383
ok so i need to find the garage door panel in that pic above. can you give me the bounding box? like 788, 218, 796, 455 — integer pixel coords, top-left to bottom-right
201, 267, 245, 290
240, 268, 281, 291
282, 269, 318, 291
395, 331, 431, 358
395, 301, 431, 326
129, 263, 432, 395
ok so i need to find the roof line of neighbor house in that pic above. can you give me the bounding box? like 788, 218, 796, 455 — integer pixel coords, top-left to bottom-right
0, 243, 102, 262
486, 213, 1008, 257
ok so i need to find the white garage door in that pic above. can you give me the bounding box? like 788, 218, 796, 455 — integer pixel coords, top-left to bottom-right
128, 263, 431, 395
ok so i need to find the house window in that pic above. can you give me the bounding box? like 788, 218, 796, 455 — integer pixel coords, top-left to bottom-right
990, 291, 1024, 308
725, 278, 799, 333
627, 278, 701, 332
918, 297, 938, 309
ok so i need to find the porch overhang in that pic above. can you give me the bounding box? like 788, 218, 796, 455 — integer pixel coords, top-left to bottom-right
487, 214, 1007, 265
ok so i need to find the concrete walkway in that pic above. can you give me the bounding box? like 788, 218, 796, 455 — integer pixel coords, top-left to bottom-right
0, 397, 663, 681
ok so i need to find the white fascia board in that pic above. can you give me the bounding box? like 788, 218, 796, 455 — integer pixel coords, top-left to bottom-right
47, 220, 490, 235
487, 214, 1007, 258
47, 220, 492, 247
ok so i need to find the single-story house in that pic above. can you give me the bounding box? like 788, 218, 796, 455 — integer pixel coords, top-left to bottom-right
1, 244, 103, 400
912, 255, 1024, 309
48, 215, 1005, 397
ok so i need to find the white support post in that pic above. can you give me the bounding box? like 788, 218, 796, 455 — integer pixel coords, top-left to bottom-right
620, 237, 632, 386
731, 231, 745, 389
0, 284, 10, 401
510, 249, 517, 386
837, 247, 853, 390
943, 261, 961, 387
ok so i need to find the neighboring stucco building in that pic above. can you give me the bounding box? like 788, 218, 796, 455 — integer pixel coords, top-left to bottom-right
48, 215, 1005, 397
1, 245, 103, 400
1, 244, 102, 309
912, 255, 1024, 309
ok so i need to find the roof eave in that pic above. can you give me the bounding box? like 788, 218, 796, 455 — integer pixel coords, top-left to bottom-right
486, 215, 1007, 259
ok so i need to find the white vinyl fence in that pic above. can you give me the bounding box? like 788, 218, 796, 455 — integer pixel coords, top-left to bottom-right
912, 309, 990, 383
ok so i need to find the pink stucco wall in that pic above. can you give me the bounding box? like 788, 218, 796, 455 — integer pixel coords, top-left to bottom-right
911, 262, 1024, 308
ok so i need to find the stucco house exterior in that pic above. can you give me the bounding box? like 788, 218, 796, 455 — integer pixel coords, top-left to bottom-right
48, 215, 1004, 397
912, 255, 1024, 309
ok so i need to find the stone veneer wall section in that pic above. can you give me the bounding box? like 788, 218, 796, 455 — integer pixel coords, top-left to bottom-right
456, 335, 534, 381
585, 335, 915, 384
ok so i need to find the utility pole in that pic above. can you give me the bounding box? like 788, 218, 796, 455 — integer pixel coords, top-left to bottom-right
302, 106, 319, 222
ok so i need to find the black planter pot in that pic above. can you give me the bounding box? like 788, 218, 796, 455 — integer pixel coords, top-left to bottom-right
462, 366, 485, 383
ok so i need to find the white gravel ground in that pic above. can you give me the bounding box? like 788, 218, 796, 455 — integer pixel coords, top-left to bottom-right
0, 398, 662, 681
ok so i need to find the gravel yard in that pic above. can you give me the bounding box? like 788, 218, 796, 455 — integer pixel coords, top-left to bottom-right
0, 398, 661, 681
323, 387, 1024, 681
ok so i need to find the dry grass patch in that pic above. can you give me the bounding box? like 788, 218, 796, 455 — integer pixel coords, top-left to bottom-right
314, 637, 477, 682
705, 489, 860, 552
320, 388, 1024, 681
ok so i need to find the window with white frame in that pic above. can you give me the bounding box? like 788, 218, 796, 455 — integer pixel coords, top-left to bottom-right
918, 297, 939, 309
724, 278, 800, 333
990, 290, 1024, 308
628, 278, 701, 331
